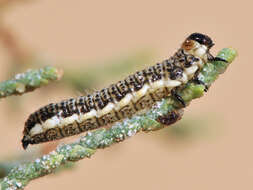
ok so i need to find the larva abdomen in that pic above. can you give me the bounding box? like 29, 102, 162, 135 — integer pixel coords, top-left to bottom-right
23, 58, 190, 149
22, 68, 166, 148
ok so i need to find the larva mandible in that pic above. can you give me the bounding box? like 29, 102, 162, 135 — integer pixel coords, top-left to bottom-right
22, 33, 220, 149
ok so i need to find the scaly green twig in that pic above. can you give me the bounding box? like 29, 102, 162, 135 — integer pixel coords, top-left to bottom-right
0, 66, 62, 99
0, 48, 237, 190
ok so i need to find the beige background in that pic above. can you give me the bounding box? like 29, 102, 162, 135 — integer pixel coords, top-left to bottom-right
0, 0, 252, 189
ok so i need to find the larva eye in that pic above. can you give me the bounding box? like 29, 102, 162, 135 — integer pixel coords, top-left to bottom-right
182, 39, 194, 51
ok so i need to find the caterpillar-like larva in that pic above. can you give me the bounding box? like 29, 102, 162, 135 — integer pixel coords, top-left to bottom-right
22, 33, 216, 149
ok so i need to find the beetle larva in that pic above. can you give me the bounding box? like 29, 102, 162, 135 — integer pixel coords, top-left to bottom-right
22, 33, 221, 149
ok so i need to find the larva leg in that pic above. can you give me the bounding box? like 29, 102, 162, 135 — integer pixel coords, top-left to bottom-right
156, 109, 183, 126
193, 78, 209, 92
191, 67, 209, 92
213, 57, 228, 62
192, 56, 227, 92
171, 89, 186, 107
207, 52, 228, 63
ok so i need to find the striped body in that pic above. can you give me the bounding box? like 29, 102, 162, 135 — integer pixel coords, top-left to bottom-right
22, 33, 214, 149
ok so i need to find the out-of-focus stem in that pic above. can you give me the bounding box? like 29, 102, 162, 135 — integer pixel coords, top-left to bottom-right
0, 66, 63, 99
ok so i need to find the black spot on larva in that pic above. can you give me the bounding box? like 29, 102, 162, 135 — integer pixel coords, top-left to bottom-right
151, 74, 159, 82
164, 60, 174, 72
153, 64, 163, 80
111, 85, 124, 101
25, 115, 37, 131
94, 92, 106, 109
184, 57, 199, 68
170, 67, 183, 80
80, 105, 88, 113
40, 112, 48, 122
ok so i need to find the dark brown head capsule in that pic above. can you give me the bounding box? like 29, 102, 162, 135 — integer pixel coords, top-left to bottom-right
187, 33, 214, 48
181, 33, 216, 63
182, 32, 214, 51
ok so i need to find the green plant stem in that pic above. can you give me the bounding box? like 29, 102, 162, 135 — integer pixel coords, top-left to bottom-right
0, 66, 62, 99
0, 48, 237, 190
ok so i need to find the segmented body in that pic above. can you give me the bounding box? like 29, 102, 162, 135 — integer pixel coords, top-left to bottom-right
22, 33, 213, 149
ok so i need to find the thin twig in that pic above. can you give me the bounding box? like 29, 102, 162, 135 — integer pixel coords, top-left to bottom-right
0, 66, 63, 99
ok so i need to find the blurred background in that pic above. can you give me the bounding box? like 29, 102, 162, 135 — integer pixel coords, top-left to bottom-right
0, 0, 252, 189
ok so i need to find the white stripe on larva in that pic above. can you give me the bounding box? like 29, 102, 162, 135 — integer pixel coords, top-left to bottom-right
181, 73, 188, 83
78, 109, 97, 123
30, 123, 43, 136
150, 80, 164, 91
43, 116, 60, 129
165, 79, 182, 88
197, 58, 204, 67
185, 65, 198, 76
195, 45, 207, 58
61, 114, 78, 126
132, 84, 150, 101
97, 102, 115, 117
114, 93, 133, 110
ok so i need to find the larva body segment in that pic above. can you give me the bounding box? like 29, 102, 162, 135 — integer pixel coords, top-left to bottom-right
22, 33, 215, 149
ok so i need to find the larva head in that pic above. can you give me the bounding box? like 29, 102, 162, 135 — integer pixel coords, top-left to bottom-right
182, 33, 214, 60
